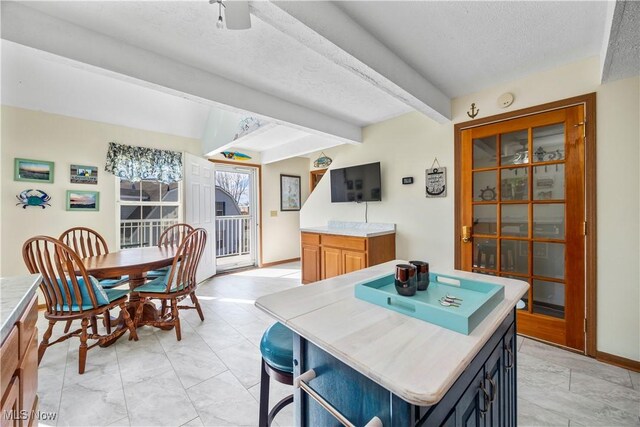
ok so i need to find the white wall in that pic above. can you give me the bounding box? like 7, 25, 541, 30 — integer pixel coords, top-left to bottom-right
301, 57, 640, 361
1, 106, 201, 276
261, 157, 310, 264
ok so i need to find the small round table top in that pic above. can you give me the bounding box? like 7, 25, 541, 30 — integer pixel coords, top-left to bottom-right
81, 246, 179, 279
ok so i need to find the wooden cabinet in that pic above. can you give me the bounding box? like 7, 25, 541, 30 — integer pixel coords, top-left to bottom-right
301, 232, 395, 284
1, 296, 38, 427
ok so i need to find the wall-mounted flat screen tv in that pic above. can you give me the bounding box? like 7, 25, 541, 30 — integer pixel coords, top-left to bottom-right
330, 162, 381, 203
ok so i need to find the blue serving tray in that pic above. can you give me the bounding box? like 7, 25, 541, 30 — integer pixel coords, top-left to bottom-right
354, 272, 505, 335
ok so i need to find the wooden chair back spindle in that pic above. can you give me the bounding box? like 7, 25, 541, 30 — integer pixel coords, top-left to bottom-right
164, 228, 207, 293
59, 227, 109, 258
158, 223, 195, 248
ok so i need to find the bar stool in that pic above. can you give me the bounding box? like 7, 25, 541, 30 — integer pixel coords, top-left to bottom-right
259, 322, 294, 427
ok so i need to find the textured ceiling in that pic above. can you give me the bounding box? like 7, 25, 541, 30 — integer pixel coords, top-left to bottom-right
337, 1, 608, 97
601, 0, 640, 82
17, 1, 412, 127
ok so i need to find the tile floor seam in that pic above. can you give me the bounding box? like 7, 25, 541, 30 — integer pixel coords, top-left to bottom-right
179, 415, 201, 427
54, 339, 70, 427
184, 368, 231, 391
114, 338, 132, 426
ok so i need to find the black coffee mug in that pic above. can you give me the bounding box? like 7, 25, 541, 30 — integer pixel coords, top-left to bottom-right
395, 264, 417, 296
409, 261, 430, 291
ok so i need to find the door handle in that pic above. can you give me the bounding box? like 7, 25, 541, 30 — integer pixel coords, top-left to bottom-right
462, 226, 472, 243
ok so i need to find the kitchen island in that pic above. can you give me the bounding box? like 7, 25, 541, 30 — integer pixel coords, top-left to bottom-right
256, 261, 528, 426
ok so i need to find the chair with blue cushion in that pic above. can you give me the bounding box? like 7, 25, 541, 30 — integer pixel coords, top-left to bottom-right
59, 227, 128, 333
258, 322, 294, 427
23, 236, 138, 374
146, 223, 195, 279
133, 228, 206, 341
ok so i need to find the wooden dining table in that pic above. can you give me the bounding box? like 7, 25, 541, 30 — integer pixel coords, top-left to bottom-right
80, 246, 179, 345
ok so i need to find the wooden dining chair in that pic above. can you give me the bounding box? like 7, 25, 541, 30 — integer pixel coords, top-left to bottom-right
22, 236, 138, 374
134, 228, 207, 341
146, 223, 195, 278
59, 227, 127, 334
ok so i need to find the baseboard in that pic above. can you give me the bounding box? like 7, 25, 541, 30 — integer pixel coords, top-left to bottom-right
596, 351, 640, 372
260, 257, 300, 268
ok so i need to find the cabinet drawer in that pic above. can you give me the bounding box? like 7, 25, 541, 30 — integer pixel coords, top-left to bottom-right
321, 235, 366, 251
301, 233, 320, 246
18, 296, 38, 359
1, 328, 20, 397
20, 332, 38, 426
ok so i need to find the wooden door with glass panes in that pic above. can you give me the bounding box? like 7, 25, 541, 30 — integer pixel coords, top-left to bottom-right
460, 106, 585, 351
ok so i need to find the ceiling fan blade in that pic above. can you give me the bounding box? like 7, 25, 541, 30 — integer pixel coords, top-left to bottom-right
225, 1, 251, 30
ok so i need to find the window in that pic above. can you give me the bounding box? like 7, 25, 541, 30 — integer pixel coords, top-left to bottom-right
215, 201, 226, 216
117, 180, 181, 249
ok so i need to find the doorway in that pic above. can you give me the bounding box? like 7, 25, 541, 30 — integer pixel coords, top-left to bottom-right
455, 95, 596, 354
214, 163, 259, 272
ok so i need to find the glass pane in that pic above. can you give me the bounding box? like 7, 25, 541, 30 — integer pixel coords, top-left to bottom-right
501, 129, 529, 166
120, 180, 141, 202
533, 204, 565, 239
473, 205, 497, 235
501, 240, 529, 275
501, 168, 529, 201
533, 242, 565, 279
161, 182, 179, 202
473, 170, 497, 202
533, 123, 564, 163
473, 136, 497, 168
473, 238, 497, 269
501, 204, 528, 237
473, 269, 496, 276
120, 205, 140, 221
534, 164, 565, 200
143, 205, 161, 220
502, 275, 529, 310
141, 181, 160, 202
162, 206, 178, 219
533, 279, 565, 319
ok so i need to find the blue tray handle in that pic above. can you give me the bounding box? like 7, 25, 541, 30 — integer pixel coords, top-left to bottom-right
386, 297, 416, 314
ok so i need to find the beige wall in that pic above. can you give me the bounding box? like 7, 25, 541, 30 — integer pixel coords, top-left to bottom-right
261, 157, 310, 264
1, 106, 201, 276
301, 57, 640, 361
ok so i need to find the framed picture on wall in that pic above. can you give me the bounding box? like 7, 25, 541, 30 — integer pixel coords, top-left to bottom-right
14, 158, 55, 183
70, 164, 98, 184
280, 174, 301, 211
66, 190, 100, 211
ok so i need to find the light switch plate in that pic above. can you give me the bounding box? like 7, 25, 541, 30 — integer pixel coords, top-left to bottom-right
270, 210, 278, 217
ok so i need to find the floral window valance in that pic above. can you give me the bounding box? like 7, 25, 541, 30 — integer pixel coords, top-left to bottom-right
105, 142, 183, 184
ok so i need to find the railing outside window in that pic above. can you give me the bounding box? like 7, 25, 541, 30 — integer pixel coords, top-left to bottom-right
120, 219, 180, 249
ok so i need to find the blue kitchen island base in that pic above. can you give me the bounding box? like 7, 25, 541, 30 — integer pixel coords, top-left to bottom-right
293, 310, 517, 426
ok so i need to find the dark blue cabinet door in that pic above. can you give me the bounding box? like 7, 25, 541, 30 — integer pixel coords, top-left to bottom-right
484, 340, 504, 426
454, 368, 486, 427
502, 323, 517, 427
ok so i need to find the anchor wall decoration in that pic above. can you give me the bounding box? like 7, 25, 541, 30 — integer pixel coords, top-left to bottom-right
467, 103, 479, 119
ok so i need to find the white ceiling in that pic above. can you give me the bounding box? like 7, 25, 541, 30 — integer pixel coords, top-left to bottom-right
1, 0, 633, 164
336, 1, 608, 98
1, 41, 211, 139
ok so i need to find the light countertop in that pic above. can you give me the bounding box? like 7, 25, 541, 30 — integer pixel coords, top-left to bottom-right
0, 274, 41, 344
255, 261, 528, 406
300, 220, 395, 238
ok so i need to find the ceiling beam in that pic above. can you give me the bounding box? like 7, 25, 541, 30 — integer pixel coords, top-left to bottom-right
600, 0, 640, 82
251, 1, 451, 123
260, 135, 342, 164
1, 2, 362, 144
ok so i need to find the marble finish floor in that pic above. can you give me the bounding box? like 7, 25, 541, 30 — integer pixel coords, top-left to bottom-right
36, 262, 639, 426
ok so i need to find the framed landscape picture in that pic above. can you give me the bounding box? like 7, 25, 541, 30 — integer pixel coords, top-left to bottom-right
70, 164, 98, 184
14, 158, 54, 183
66, 190, 99, 211
280, 174, 301, 211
